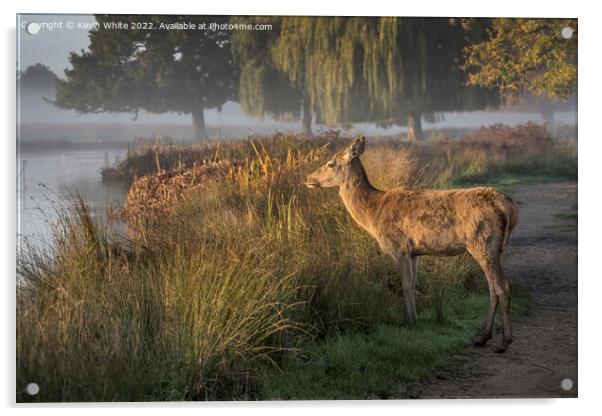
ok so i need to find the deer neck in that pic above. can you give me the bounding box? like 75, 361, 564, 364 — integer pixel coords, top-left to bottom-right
338, 159, 381, 231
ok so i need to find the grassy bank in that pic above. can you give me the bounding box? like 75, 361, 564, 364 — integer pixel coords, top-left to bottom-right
101, 123, 577, 188
264, 287, 531, 400
17, 124, 569, 401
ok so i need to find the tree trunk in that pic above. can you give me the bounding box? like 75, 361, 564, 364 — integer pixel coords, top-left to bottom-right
302, 95, 313, 138
407, 111, 424, 142
191, 107, 206, 140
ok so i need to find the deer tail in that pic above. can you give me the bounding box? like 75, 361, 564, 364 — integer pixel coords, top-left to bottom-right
497, 195, 519, 251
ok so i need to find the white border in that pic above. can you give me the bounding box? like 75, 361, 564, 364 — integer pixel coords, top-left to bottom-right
2, 1, 601, 415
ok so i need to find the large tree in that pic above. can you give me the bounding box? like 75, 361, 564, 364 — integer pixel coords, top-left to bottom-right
461, 18, 577, 107
54, 15, 237, 139
233, 17, 498, 140
231, 17, 304, 132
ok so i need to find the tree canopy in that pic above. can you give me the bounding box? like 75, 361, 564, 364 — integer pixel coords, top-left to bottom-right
18, 63, 58, 90
54, 15, 237, 138
461, 18, 577, 103
50, 16, 576, 140
233, 17, 499, 140
231, 16, 302, 122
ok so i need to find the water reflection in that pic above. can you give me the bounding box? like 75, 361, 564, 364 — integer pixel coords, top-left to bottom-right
17, 147, 128, 251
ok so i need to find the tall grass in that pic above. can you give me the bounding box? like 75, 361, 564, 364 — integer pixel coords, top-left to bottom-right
17, 199, 301, 401
17, 125, 569, 401
17, 175, 404, 401
101, 132, 336, 184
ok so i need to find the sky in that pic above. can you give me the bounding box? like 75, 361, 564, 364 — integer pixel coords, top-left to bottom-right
17, 14, 96, 76
16, 14, 267, 126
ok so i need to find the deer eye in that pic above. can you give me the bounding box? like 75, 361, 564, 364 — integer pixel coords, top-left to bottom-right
327, 160, 336, 168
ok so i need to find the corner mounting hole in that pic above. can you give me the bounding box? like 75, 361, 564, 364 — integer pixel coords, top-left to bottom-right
25, 22, 41, 35
561, 27, 573, 39
25, 382, 39, 396
560, 378, 573, 391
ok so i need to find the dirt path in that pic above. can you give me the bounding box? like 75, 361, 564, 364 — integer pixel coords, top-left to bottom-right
410, 182, 578, 399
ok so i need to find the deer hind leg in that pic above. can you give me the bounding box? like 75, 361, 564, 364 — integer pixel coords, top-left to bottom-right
473, 278, 497, 347
398, 255, 418, 325
469, 249, 513, 353
496, 269, 513, 353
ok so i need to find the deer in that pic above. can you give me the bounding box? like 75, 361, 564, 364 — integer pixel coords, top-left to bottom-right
304, 136, 519, 353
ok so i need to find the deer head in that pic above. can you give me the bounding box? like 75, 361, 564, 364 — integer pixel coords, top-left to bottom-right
305, 136, 366, 188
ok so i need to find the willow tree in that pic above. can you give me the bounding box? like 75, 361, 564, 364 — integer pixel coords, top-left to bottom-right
55, 15, 237, 139
233, 17, 376, 137
231, 17, 306, 134
233, 17, 497, 140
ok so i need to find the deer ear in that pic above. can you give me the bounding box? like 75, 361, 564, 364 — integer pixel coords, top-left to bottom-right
343, 136, 366, 161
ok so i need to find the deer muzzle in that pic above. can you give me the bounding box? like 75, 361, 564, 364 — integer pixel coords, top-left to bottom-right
304, 175, 320, 188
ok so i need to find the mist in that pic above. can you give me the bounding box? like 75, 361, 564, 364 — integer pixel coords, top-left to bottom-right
18, 65, 576, 145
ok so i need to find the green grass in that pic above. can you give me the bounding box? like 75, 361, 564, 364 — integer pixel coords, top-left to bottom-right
449, 155, 577, 187
263, 287, 530, 400
458, 173, 568, 188
454, 173, 567, 198
551, 207, 578, 232
555, 209, 578, 222
439, 125, 578, 187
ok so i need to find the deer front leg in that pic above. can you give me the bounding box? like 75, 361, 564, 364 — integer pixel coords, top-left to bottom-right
411, 256, 419, 288
398, 255, 417, 325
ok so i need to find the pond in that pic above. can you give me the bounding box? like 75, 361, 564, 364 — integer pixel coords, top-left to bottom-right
17, 146, 128, 251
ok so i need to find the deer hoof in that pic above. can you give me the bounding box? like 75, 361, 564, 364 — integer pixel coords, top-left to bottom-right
472, 333, 491, 347
494, 338, 513, 353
